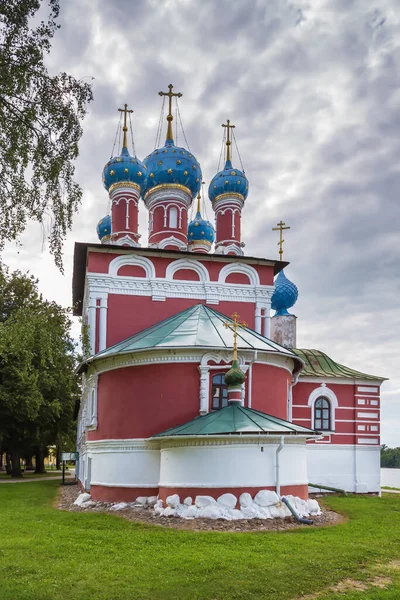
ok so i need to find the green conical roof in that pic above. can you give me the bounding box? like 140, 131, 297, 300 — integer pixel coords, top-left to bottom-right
83, 304, 302, 369
292, 349, 386, 381
151, 403, 318, 438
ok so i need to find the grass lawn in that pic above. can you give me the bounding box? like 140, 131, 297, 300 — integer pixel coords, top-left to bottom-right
0, 483, 400, 600
0, 471, 71, 479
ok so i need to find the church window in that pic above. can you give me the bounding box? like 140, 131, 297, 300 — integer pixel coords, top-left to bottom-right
169, 207, 178, 228
211, 373, 228, 410
314, 397, 331, 431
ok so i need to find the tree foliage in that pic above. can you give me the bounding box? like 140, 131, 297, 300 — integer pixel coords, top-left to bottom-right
381, 445, 400, 468
0, 264, 79, 475
0, 0, 93, 269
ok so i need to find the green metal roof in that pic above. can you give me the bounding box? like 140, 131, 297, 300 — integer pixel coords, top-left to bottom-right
151, 402, 318, 438
292, 348, 385, 381
86, 304, 301, 365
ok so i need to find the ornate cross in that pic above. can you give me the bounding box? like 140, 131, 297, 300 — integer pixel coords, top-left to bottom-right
118, 103, 134, 150
272, 220, 290, 260
222, 119, 235, 162
224, 312, 247, 360
158, 84, 182, 141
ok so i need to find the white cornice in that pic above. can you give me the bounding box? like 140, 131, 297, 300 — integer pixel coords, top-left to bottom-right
86, 272, 274, 305
299, 376, 384, 386
86, 348, 295, 378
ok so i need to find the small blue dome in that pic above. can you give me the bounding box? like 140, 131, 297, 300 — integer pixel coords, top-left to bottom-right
96, 214, 111, 242
208, 159, 249, 203
271, 270, 299, 316
142, 140, 202, 199
188, 211, 215, 245
103, 147, 147, 192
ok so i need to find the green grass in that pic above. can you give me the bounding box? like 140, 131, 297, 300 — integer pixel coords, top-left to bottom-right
382, 486, 400, 491
0, 471, 70, 479
0, 483, 400, 600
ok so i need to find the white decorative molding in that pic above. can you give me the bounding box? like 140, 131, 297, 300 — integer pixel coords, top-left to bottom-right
86, 272, 274, 305
113, 235, 140, 248
218, 262, 260, 286
109, 254, 156, 279
299, 376, 384, 386
166, 258, 210, 283
215, 242, 244, 256
156, 235, 187, 251
144, 187, 191, 209
307, 385, 339, 430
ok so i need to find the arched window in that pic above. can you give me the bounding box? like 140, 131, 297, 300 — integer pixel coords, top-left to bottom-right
211, 373, 228, 410
314, 397, 331, 431
169, 207, 178, 228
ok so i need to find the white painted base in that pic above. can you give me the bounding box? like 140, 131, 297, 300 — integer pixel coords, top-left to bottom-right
158, 438, 308, 489
307, 444, 381, 493
79, 439, 160, 489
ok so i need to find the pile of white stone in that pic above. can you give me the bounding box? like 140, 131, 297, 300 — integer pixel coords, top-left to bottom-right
73, 493, 158, 510
73, 490, 321, 521
154, 490, 321, 520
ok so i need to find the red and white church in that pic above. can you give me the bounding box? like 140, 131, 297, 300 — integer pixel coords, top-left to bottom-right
74, 89, 385, 505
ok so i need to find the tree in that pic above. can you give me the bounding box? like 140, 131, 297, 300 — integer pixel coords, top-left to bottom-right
0, 0, 93, 269
0, 264, 79, 476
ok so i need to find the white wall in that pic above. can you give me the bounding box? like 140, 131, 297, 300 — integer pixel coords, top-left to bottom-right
307, 444, 381, 492
86, 439, 160, 489
159, 439, 308, 489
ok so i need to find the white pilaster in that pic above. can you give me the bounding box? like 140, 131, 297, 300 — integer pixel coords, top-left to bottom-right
88, 297, 97, 355
199, 366, 210, 414
99, 296, 108, 352
255, 306, 262, 333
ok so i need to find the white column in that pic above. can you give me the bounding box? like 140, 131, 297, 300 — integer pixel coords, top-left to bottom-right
88, 297, 97, 356
199, 366, 210, 414
99, 296, 108, 351
263, 308, 271, 339
255, 306, 262, 333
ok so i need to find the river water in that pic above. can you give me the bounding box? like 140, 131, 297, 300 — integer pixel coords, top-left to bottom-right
381, 468, 400, 488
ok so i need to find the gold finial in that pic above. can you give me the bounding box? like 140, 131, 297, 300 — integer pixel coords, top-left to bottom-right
158, 83, 182, 142
118, 103, 134, 150
224, 312, 247, 361
272, 220, 290, 260
222, 119, 235, 163
196, 180, 205, 213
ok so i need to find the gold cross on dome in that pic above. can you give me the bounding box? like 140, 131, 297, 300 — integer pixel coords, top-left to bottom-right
224, 312, 247, 360
158, 84, 182, 141
118, 103, 134, 150
222, 119, 235, 162
272, 220, 290, 260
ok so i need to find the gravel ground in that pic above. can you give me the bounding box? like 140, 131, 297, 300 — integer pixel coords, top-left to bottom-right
58, 484, 345, 532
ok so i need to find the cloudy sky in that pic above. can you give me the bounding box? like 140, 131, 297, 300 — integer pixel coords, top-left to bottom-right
3, 0, 399, 445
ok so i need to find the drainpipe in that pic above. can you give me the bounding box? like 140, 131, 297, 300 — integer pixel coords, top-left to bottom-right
281, 496, 313, 525
275, 436, 284, 497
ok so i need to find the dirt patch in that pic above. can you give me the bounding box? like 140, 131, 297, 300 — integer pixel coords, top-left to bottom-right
297, 574, 392, 599
58, 484, 345, 533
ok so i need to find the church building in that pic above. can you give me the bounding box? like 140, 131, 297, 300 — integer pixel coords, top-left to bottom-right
73, 86, 384, 504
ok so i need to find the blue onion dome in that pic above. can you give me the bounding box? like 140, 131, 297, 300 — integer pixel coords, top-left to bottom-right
208, 159, 249, 203
271, 270, 299, 316
102, 147, 147, 193
96, 214, 111, 242
142, 139, 202, 199
188, 210, 215, 245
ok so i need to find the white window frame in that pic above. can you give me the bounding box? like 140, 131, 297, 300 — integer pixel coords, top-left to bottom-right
307, 384, 338, 432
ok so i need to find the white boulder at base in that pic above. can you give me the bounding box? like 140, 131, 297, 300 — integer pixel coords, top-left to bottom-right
154, 492, 321, 520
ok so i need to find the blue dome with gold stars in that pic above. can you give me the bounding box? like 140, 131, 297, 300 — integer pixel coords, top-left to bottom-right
142, 139, 202, 199
188, 211, 215, 246
96, 214, 111, 242
271, 270, 299, 316
208, 159, 249, 203
103, 147, 147, 193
